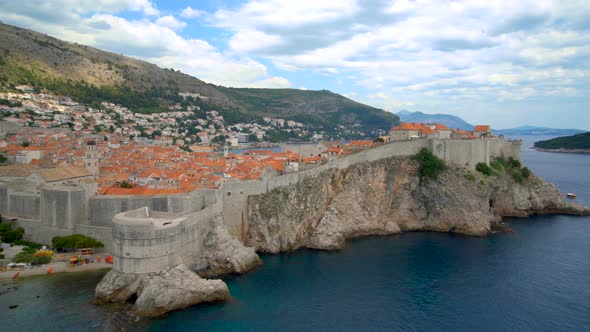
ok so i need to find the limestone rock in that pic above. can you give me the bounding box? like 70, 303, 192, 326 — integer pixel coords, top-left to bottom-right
134, 264, 229, 317
95, 264, 230, 317
95, 269, 142, 303
247, 157, 589, 252
192, 216, 262, 277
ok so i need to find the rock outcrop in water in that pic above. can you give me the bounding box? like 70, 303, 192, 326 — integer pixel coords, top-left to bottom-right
246, 156, 589, 253
95, 264, 229, 317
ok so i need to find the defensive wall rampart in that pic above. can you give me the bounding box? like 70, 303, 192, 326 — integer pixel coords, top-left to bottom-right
0, 138, 520, 264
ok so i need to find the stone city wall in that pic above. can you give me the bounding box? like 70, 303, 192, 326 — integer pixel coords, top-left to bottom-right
221, 138, 521, 240
0, 138, 520, 258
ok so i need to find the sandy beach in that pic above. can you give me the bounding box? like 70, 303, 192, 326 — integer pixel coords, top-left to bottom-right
0, 260, 111, 281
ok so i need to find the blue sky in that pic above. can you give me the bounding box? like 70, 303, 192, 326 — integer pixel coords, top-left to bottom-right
0, 0, 589, 130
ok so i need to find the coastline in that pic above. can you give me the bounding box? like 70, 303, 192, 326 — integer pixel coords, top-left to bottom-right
532, 147, 590, 154
0, 261, 111, 281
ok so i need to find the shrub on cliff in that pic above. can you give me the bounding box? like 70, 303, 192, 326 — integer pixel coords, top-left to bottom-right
521, 167, 531, 179
508, 157, 521, 169
490, 159, 504, 171
511, 170, 524, 183
52, 234, 104, 251
413, 148, 446, 179
476, 163, 494, 176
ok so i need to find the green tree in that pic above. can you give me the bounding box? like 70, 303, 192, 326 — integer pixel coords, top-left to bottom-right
52, 234, 104, 251
0, 224, 24, 243
120, 181, 133, 188
413, 148, 446, 179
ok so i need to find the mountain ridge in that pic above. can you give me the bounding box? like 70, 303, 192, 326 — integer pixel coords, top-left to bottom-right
396, 110, 473, 130
0, 22, 398, 135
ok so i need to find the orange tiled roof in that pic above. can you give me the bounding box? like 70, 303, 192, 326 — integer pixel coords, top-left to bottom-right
474, 125, 491, 132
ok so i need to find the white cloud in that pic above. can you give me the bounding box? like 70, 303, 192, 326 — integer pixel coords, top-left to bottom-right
212, 0, 360, 29
229, 29, 283, 53
180, 6, 205, 19
127, 0, 159, 16
155, 15, 186, 31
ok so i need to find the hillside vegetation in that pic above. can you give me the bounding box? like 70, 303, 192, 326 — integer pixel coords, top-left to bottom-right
0, 23, 398, 135
534, 132, 590, 150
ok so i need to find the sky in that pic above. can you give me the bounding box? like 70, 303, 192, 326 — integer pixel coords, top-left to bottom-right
0, 0, 588, 130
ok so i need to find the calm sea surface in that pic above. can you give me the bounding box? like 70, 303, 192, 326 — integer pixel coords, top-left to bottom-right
1, 136, 589, 331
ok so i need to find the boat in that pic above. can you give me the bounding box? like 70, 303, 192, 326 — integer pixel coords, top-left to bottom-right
566, 193, 577, 199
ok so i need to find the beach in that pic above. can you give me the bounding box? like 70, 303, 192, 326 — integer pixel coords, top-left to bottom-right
0, 260, 112, 280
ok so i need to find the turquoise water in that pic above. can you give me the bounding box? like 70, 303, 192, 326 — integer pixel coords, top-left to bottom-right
1, 137, 589, 331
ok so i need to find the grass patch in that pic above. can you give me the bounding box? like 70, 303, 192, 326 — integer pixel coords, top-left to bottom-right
464, 173, 476, 181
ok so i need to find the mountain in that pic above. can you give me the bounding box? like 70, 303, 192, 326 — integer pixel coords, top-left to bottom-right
495, 126, 586, 136
534, 132, 590, 151
396, 110, 473, 130
0, 23, 398, 135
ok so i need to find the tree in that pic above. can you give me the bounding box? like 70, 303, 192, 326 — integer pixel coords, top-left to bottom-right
413, 148, 446, 179
52, 234, 104, 251
120, 181, 133, 188
0, 224, 24, 243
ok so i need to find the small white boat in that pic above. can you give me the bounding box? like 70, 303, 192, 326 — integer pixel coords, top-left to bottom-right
566, 193, 577, 199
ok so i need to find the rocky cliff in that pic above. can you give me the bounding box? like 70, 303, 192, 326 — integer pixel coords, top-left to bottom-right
246, 156, 589, 253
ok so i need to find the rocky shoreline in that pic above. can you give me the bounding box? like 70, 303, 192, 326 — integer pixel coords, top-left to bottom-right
95, 156, 590, 317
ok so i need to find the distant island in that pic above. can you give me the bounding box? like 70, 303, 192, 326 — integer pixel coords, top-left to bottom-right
534, 132, 590, 153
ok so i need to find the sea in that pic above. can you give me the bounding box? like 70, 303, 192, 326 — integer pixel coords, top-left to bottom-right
1, 135, 589, 331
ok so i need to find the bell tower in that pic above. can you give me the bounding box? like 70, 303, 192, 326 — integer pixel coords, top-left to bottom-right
223, 144, 229, 158
85, 140, 99, 178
